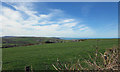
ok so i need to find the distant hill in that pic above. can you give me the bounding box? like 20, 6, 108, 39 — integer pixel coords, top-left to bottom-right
3, 36, 16, 38
2, 37, 66, 48
2, 36, 116, 48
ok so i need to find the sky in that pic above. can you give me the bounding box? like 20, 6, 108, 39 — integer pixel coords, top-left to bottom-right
0, 2, 118, 38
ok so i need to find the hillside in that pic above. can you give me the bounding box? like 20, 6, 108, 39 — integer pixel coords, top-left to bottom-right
2, 37, 66, 48
2, 39, 118, 70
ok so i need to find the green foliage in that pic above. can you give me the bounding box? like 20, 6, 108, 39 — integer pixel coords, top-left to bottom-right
2, 39, 118, 70
52, 47, 119, 71
2, 37, 66, 48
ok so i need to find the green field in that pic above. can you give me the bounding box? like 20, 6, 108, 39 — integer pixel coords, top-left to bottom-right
2, 37, 66, 48
2, 39, 118, 70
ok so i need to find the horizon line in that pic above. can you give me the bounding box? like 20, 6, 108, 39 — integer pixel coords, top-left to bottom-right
1, 36, 118, 38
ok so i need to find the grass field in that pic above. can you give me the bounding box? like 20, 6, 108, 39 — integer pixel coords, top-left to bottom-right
2, 37, 66, 48
2, 39, 118, 70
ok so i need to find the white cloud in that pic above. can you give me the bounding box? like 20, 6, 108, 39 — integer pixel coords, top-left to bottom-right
79, 27, 88, 31
63, 19, 74, 23
62, 22, 77, 28
1, 2, 95, 37
39, 14, 49, 18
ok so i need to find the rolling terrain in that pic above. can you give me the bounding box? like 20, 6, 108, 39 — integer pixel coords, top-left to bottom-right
2, 37, 66, 48
2, 38, 118, 70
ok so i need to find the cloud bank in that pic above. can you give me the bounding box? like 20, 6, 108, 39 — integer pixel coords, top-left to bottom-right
1, 2, 94, 37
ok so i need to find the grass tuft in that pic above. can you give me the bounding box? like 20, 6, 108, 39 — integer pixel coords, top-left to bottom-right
52, 46, 119, 71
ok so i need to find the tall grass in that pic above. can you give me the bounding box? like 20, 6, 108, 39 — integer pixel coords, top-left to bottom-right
52, 46, 119, 71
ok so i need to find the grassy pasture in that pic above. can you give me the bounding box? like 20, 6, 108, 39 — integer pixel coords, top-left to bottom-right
2, 39, 118, 70
2, 37, 66, 48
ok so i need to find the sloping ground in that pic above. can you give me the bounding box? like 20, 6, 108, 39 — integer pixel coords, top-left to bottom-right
2, 37, 65, 48
2, 39, 118, 70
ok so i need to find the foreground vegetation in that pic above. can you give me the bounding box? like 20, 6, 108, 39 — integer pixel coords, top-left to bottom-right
53, 46, 119, 71
2, 38, 118, 70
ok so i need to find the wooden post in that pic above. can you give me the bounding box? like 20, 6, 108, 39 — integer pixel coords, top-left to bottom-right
25, 65, 33, 72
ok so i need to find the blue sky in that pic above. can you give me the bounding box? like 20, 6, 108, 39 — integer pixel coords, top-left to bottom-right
1, 2, 118, 38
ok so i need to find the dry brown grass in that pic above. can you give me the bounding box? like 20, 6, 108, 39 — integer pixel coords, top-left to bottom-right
52, 46, 119, 71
